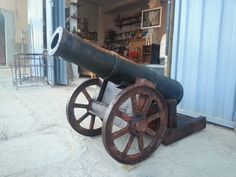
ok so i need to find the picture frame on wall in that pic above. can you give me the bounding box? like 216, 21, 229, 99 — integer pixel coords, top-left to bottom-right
141, 7, 162, 29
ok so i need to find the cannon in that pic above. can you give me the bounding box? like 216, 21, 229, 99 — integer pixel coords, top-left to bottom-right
48, 27, 206, 164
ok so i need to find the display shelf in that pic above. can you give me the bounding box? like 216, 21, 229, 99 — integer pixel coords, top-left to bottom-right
142, 45, 152, 63
71, 15, 80, 20
115, 14, 140, 22
142, 44, 160, 64
71, 2, 80, 7
115, 13, 141, 28
104, 12, 146, 58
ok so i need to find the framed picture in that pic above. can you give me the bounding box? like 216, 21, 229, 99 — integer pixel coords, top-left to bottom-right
141, 7, 162, 29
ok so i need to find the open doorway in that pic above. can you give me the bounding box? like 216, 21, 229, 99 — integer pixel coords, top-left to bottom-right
0, 11, 6, 65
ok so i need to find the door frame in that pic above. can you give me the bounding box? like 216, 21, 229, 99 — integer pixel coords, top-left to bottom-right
0, 10, 6, 65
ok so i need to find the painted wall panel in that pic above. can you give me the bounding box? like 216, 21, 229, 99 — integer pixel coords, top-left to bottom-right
172, 0, 236, 128
52, 0, 69, 85
46, 0, 55, 85
28, 0, 44, 53
0, 9, 15, 65
27, 0, 44, 77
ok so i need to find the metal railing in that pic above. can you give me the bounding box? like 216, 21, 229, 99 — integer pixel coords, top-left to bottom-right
11, 53, 53, 88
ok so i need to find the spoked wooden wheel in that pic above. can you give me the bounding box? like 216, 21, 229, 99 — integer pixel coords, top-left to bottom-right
102, 85, 167, 164
67, 78, 102, 136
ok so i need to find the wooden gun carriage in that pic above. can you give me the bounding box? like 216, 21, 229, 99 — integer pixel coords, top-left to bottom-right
49, 27, 206, 164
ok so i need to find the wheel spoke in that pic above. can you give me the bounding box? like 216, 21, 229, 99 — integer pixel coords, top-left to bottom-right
147, 112, 160, 123
82, 89, 92, 101
122, 135, 135, 155
138, 134, 144, 152
76, 112, 89, 125
89, 115, 95, 130
142, 97, 153, 114
145, 127, 157, 137
73, 103, 88, 109
116, 110, 132, 123
112, 126, 129, 139
131, 95, 137, 114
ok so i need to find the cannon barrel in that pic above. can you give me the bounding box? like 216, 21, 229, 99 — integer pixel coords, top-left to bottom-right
48, 27, 183, 104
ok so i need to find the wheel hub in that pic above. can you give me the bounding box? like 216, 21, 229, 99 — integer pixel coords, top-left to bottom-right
130, 115, 148, 135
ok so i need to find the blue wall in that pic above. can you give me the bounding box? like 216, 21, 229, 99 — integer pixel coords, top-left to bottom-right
52, 0, 69, 85
172, 0, 236, 128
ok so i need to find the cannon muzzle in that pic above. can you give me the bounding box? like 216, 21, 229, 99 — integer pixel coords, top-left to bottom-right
48, 27, 183, 104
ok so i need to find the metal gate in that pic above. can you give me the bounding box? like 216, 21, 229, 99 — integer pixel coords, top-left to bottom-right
172, 0, 236, 129
11, 53, 53, 88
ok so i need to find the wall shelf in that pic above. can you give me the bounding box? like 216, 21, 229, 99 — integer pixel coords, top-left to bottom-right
115, 13, 141, 28
71, 2, 80, 7
142, 44, 160, 64
71, 15, 80, 20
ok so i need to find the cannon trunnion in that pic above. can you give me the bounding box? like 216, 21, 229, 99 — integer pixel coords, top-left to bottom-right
49, 27, 206, 164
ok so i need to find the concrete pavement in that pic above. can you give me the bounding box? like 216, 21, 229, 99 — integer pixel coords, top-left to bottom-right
0, 67, 236, 177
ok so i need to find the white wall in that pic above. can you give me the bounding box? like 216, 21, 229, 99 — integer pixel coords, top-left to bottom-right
97, 7, 113, 46
78, 0, 98, 32
0, 0, 28, 65
0, 9, 15, 65
28, 0, 43, 53
69, 0, 78, 32
0, 0, 27, 43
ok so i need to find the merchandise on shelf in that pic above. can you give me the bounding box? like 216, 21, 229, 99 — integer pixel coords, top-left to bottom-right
104, 12, 147, 58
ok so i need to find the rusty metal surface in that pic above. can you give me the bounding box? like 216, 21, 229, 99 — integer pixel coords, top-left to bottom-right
66, 78, 103, 136
48, 27, 183, 104
102, 83, 168, 164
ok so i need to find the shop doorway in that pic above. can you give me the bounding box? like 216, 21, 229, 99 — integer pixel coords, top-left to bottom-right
0, 11, 6, 65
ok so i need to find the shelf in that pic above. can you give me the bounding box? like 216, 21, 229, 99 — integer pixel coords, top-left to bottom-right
71, 15, 80, 20
117, 28, 142, 33
142, 44, 161, 64
105, 11, 145, 58
116, 37, 143, 43
71, 2, 80, 7
115, 14, 141, 22
115, 13, 141, 28
115, 21, 141, 28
